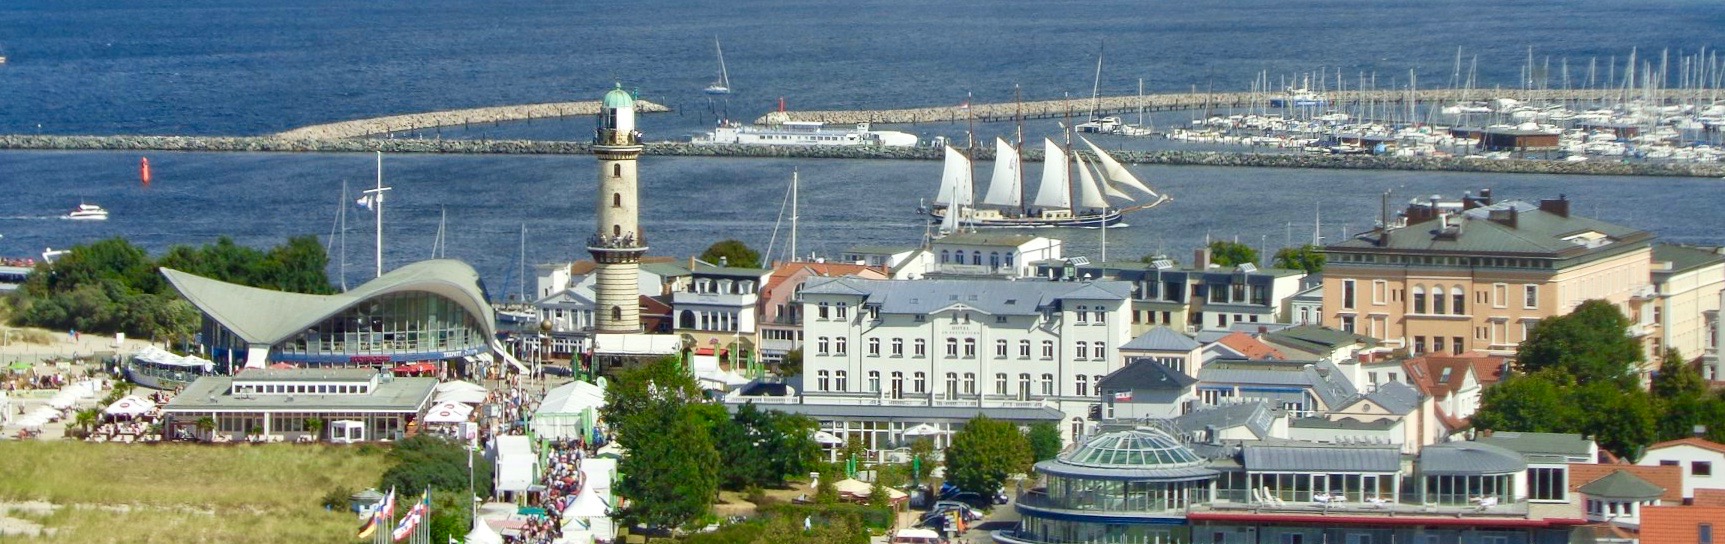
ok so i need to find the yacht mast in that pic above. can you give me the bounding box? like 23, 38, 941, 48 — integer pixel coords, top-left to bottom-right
1015, 84, 1026, 217
518, 224, 527, 303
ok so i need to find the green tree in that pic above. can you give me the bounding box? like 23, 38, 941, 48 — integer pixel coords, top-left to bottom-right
777, 348, 803, 377
1516, 300, 1643, 388
379, 435, 492, 495
603, 356, 702, 440
1573, 381, 1659, 461
813, 464, 840, 505
1207, 240, 1259, 268
944, 415, 1031, 500
1026, 422, 1063, 462
1470, 371, 1580, 434
1272, 245, 1326, 274
259, 235, 336, 294
616, 400, 721, 532
700, 239, 763, 268
1652, 349, 1711, 441
755, 407, 821, 488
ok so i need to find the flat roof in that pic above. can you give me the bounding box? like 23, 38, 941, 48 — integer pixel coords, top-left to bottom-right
232, 368, 379, 383
165, 375, 437, 413
735, 401, 1064, 422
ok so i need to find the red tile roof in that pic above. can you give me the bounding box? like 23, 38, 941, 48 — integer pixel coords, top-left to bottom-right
763, 262, 886, 297
1647, 437, 1725, 456
1567, 463, 1684, 502
1694, 488, 1725, 506
1215, 332, 1286, 360
1402, 356, 1477, 400
1639, 505, 1725, 544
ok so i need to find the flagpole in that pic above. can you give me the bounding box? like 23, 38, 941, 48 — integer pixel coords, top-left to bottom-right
362, 151, 393, 279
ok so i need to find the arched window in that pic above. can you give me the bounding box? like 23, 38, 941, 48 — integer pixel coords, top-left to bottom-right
1018, 373, 1032, 401
611, 306, 621, 322
941, 250, 950, 264
1412, 285, 1427, 314
612, 163, 622, 178
678, 310, 696, 329
612, 193, 621, 207
972, 252, 982, 266
954, 250, 966, 264
1451, 286, 1466, 315
990, 252, 1001, 268
613, 224, 622, 237
1432, 285, 1447, 314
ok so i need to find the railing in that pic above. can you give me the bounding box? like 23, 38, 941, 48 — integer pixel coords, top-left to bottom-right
934, 263, 1017, 276
586, 233, 645, 250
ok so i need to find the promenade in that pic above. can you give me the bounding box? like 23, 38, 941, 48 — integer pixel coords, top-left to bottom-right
755, 88, 1721, 125
275, 100, 670, 140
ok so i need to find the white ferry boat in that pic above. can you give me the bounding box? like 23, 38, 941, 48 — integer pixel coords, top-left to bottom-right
694, 120, 918, 147
62, 203, 109, 221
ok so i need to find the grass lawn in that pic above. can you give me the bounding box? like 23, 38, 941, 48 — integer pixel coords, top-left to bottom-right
0, 441, 392, 544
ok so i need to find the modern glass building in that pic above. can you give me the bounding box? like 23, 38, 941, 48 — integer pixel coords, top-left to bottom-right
1009, 427, 1218, 544
164, 260, 496, 371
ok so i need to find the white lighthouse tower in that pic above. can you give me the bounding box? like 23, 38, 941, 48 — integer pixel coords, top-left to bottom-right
589, 84, 646, 333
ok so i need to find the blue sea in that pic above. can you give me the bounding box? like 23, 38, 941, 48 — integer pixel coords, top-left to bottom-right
0, 0, 1722, 292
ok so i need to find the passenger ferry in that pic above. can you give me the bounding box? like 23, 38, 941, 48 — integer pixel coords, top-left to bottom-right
693, 120, 918, 147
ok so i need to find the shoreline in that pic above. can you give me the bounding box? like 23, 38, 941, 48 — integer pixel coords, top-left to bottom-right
1, 134, 1721, 178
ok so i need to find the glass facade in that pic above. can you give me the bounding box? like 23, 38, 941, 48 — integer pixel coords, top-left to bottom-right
1018, 517, 1187, 544
1014, 428, 1218, 544
270, 291, 488, 362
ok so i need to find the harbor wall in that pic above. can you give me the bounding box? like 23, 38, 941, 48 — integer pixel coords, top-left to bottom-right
1, 135, 1720, 178
275, 100, 671, 140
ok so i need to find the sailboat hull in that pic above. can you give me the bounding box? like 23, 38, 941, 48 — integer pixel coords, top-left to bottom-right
927, 206, 1127, 228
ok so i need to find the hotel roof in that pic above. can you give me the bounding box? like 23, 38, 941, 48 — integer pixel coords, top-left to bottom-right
1329, 200, 1653, 258
1577, 470, 1666, 501
162, 259, 495, 347
1098, 359, 1196, 393
1651, 243, 1725, 279
165, 374, 437, 413
1419, 441, 1527, 475
799, 277, 1130, 315
1244, 442, 1401, 473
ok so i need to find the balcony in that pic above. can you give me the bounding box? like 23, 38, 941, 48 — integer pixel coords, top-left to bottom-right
934, 263, 1017, 276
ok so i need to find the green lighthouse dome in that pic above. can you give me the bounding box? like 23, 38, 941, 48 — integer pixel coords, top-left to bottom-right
603, 84, 634, 109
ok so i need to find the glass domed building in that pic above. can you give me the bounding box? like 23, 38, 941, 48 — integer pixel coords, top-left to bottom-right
1003, 426, 1218, 544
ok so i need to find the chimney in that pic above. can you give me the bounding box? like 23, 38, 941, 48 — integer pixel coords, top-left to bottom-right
689, 256, 697, 270
1488, 207, 1519, 229
1539, 195, 1571, 218
1195, 248, 1211, 270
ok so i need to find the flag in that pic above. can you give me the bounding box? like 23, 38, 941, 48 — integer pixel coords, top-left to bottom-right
356, 195, 375, 211
390, 491, 429, 542
356, 513, 380, 539
357, 489, 394, 539
1113, 390, 1133, 402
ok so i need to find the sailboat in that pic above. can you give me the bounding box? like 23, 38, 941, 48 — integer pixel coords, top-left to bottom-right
703, 36, 733, 95
926, 134, 1169, 229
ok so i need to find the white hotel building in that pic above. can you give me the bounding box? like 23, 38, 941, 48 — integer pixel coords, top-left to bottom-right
791, 277, 1132, 446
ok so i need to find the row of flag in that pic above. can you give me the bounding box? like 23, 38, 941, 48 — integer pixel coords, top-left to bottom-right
356, 488, 431, 542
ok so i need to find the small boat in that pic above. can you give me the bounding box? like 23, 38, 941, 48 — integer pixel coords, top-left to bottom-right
62, 203, 108, 221
703, 36, 732, 95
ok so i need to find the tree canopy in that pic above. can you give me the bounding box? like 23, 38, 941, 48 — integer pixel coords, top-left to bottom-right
1207, 240, 1258, 268
1272, 245, 1326, 274
1026, 422, 1063, 463
700, 239, 762, 269
1516, 300, 1643, 388
603, 356, 721, 531
944, 415, 1031, 499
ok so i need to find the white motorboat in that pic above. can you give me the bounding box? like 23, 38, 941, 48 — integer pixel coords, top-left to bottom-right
62, 203, 108, 221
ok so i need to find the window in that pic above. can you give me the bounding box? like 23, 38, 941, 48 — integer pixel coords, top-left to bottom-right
1280, 534, 1304, 544
1339, 315, 1356, 333
612, 163, 621, 177
1076, 306, 1089, 323
1041, 340, 1054, 358
1075, 343, 1089, 360
914, 339, 926, 357
816, 336, 830, 355
945, 372, 958, 398
913, 372, 926, 394
1344, 535, 1372, 544
1412, 285, 1427, 313
868, 371, 880, 393
1433, 336, 1445, 354
612, 192, 621, 207
867, 338, 880, 356
891, 338, 903, 357
1493, 283, 1508, 307
940, 250, 950, 264
835, 303, 848, 319
1094, 310, 1106, 323
1414, 336, 1427, 354
995, 340, 1008, 358
1372, 280, 1387, 305
1018, 373, 1031, 400
1701, 523, 1713, 544
995, 373, 1008, 395
1094, 342, 1106, 361
914, 314, 925, 322
834, 337, 847, 355
834, 371, 847, 391
1695, 461, 1714, 476
890, 372, 903, 399
1452, 287, 1466, 315
1432, 285, 1447, 314
1452, 336, 1464, 355
945, 337, 958, 357
817, 303, 830, 319
1076, 375, 1089, 397
1524, 284, 1539, 308
1529, 467, 1567, 502
1019, 340, 1031, 358
963, 373, 976, 395
963, 338, 977, 357
1342, 279, 1357, 310
816, 370, 830, 391
1041, 373, 1054, 396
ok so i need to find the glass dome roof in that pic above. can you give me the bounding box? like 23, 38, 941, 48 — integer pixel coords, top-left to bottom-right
1062, 428, 1204, 469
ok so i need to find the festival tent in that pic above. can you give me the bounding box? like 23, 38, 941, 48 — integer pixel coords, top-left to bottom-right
833, 478, 909, 503
559, 457, 618, 544
434, 381, 489, 405
103, 395, 157, 417
492, 435, 537, 499
48, 382, 98, 409
465, 518, 504, 544
530, 380, 606, 440
423, 401, 474, 424
133, 345, 215, 373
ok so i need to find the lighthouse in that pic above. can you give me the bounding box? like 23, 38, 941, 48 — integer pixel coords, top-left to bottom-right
589, 84, 646, 333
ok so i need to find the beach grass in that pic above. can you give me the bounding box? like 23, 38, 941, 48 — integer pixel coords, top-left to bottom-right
0, 441, 391, 543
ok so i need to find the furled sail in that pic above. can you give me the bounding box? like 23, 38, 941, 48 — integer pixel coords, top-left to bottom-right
934, 146, 974, 207
1081, 136, 1158, 198
1031, 139, 1072, 209
981, 138, 1022, 208
1073, 153, 1111, 209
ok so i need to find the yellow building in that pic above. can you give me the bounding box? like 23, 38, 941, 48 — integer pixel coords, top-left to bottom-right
1321, 195, 1660, 369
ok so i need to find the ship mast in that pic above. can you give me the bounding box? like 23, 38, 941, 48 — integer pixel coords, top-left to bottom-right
1015, 84, 1026, 218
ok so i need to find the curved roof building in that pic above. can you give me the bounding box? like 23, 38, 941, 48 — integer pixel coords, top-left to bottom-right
1010, 427, 1218, 544
164, 259, 496, 370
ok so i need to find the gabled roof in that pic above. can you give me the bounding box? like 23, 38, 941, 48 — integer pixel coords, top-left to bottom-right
932, 232, 1040, 248
1403, 355, 1483, 400
1197, 359, 1358, 409
1577, 470, 1666, 501
1121, 326, 1200, 352
1568, 463, 1684, 502
1244, 442, 1401, 473
798, 277, 1131, 316
1262, 325, 1377, 355
1098, 359, 1196, 393
1359, 381, 1422, 416
1214, 332, 1287, 360
1646, 437, 1725, 456
1476, 431, 1596, 461
763, 262, 885, 296
163, 259, 495, 346
1174, 401, 1275, 439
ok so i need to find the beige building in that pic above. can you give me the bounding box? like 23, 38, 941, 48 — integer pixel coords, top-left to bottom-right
1649, 244, 1725, 361
1322, 195, 1658, 366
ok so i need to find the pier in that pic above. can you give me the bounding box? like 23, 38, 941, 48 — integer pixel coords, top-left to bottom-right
275, 100, 670, 140
1, 134, 1721, 178
755, 88, 1721, 125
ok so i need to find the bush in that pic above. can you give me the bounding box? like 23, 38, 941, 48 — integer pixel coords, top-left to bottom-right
759, 502, 893, 530
320, 486, 353, 511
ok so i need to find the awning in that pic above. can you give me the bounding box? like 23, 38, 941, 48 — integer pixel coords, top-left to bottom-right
424, 401, 474, 424
104, 395, 158, 417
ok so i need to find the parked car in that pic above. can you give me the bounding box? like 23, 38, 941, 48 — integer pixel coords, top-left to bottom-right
993, 488, 1011, 505
944, 491, 991, 510
928, 501, 982, 521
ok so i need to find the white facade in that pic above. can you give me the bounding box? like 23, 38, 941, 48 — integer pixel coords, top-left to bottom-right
1636, 440, 1725, 500
927, 233, 1062, 278
797, 278, 1132, 441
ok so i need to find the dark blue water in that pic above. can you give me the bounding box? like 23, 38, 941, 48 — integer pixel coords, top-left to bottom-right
0, 0, 1721, 292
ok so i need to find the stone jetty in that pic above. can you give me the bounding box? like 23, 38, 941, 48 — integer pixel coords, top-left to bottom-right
756, 88, 1719, 125
276, 100, 670, 140
2, 134, 1720, 178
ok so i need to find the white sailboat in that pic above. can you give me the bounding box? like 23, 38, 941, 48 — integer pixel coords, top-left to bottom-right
703, 36, 732, 95
926, 134, 1169, 229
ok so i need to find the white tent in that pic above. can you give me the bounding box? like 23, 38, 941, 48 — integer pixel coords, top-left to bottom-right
531, 380, 606, 440
559, 457, 617, 543
465, 518, 504, 544
903, 423, 944, 437
104, 395, 157, 417
493, 435, 537, 497
435, 381, 487, 395
423, 401, 474, 424
0, 391, 8, 424
434, 388, 488, 405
